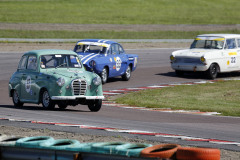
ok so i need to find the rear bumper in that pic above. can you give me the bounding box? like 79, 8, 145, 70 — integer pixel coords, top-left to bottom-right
51, 96, 104, 100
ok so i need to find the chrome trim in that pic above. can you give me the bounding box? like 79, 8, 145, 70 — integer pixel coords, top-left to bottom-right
71, 79, 87, 96
51, 96, 104, 100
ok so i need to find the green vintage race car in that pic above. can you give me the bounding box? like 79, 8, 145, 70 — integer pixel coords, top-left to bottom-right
9, 49, 104, 111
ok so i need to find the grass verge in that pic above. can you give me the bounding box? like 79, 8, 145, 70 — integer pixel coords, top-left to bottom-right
1, 29, 240, 39
115, 80, 240, 117
1, 0, 240, 25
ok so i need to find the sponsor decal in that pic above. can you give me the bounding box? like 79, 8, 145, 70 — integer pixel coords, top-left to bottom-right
114, 57, 122, 71
25, 76, 31, 93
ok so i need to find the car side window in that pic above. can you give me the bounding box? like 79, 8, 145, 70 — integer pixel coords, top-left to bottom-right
27, 55, 37, 70
18, 56, 28, 70
225, 39, 237, 49
237, 39, 240, 48
111, 44, 119, 55
119, 45, 125, 54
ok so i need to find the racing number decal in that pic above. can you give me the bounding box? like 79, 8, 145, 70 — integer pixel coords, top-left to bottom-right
228, 52, 237, 66
231, 57, 236, 64
25, 75, 31, 93
114, 57, 122, 71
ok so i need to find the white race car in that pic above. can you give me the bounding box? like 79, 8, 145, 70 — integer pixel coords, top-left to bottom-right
170, 34, 240, 79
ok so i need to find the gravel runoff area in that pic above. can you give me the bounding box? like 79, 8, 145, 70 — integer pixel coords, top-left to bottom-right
0, 42, 240, 159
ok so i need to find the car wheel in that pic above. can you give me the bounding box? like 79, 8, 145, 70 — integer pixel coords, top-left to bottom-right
58, 101, 68, 110
12, 90, 23, 107
42, 90, 55, 109
206, 64, 218, 79
175, 70, 184, 76
122, 65, 131, 81
88, 99, 102, 112
101, 67, 108, 84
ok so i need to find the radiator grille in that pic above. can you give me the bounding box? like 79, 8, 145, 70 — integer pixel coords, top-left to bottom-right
72, 79, 87, 96
176, 58, 201, 63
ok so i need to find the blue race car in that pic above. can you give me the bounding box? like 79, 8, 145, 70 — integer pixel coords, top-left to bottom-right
73, 39, 138, 84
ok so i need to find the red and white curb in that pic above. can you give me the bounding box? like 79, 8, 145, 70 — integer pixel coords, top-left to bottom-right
103, 80, 228, 116
1, 117, 240, 147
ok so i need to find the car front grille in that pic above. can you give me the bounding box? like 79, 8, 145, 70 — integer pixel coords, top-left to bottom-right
72, 79, 87, 96
176, 58, 201, 63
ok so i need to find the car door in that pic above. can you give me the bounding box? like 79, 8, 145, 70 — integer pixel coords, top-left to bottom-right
107, 44, 121, 77
224, 38, 239, 71
108, 43, 128, 77
21, 55, 38, 101
117, 44, 128, 75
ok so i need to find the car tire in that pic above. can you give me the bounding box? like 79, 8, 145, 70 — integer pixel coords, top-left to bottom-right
12, 90, 23, 107
175, 70, 184, 76
122, 65, 131, 81
58, 101, 68, 110
176, 147, 220, 160
101, 67, 108, 84
141, 144, 180, 159
206, 64, 218, 79
88, 99, 102, 112
41, 90, 55, 109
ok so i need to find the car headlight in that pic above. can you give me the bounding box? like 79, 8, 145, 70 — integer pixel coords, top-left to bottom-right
89, 60, 96, 67
200, 56, 206, 63
56, 77, 65, 86
93, 76, 101, 86
170, 55, 175, 62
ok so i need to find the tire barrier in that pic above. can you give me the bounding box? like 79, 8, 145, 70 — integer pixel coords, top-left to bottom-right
115, 143, 152, 157
39, 139, 81, 150
0, 134, 222, 160
0, 135, 24, 146
90, 142, 128, 154
66, 142, 95, 153
176, 147, 221, 160
140, 144, 180, 159
0, 134, 7, 139
16, 136, 55, 148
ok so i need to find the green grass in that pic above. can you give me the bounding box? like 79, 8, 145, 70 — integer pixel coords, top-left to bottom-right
115, 80, 240, 116
0, 0, 240, 24
1, 29, 240, 39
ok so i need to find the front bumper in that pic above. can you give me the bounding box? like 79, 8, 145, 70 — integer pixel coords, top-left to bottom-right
171, 63, 208, 71
51, 96, 104, 100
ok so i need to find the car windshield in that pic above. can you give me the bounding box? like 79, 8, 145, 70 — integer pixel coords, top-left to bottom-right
40, 54, 82, 69
190, 40, 224, 49
74, 45, 107, 54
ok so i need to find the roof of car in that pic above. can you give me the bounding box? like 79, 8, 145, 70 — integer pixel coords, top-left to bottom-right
76, 39, 118, 45
196, 34, 240, 39
23, 49, 77, 56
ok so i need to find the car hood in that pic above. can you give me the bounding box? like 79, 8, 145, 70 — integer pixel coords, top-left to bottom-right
77, 52, 102, 65
42, 68, 95, 82
172, 49, 220, 58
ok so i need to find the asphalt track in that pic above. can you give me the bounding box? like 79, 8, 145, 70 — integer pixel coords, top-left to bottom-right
0, 48, 240, 151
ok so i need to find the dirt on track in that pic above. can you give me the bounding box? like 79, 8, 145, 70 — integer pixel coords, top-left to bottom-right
0, 42, 240, 160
